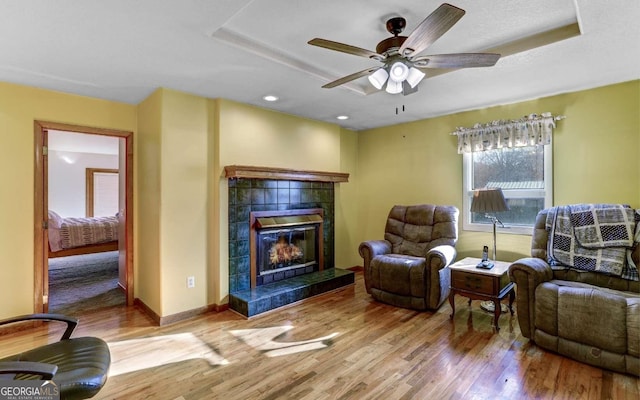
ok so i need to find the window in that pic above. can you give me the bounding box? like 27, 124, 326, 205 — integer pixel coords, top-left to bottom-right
462, 143, 552, 234
86, 168, 119, 217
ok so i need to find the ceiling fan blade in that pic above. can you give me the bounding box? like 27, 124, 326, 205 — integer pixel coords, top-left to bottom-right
322, 67, 381, 88
414, 21, 581, 80
399, 3, 466, 57
308, 38, 384, 60
417, 53, 500, 69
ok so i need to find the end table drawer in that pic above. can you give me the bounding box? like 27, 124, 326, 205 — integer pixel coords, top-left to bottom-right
452, 271, 494, 295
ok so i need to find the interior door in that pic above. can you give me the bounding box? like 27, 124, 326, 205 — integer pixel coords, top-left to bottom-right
41, 129, 50, 312
118, 138, 127, 298
33, 121, 134, 313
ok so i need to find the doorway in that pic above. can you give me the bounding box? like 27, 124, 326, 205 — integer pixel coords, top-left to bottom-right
34, 121, 134, 313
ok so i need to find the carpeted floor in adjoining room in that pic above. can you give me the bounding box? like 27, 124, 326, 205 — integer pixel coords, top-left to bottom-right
48, 250, 124, 315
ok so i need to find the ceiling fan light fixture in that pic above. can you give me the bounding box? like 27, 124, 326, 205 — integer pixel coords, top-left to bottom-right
368, 68, 389, 90
405, 67, 426, 88
388, 62, 409, 83
308, 4, 502, 96
385, 79, 403, 94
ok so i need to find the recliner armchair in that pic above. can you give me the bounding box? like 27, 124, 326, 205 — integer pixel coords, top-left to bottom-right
508, 206, 639, 376
359, 204, 459, 310
0, 314, 111, 400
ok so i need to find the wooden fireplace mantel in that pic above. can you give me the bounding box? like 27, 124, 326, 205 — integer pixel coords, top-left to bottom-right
224, 165, 349, 183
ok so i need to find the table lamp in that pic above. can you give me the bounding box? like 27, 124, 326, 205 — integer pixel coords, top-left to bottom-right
471, 188, 510, 314
470, 188, 509, 262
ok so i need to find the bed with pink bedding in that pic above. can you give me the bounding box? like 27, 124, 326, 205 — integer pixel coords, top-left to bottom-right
48, 210, 119, 257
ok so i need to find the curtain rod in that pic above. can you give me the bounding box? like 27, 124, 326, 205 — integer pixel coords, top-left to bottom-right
450, 112, 566, 136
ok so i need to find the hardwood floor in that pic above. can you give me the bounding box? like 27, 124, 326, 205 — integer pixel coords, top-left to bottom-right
2, 272, 638, 399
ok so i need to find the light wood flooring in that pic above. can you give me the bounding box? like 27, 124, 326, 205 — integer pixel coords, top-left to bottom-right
2, 272, 639, 399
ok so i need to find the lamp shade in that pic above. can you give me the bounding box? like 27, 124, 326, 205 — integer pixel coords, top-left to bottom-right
388, 62, 409, 82
385, 79, 403, 94
405, 67, 426, 88
470, 188, 509, 213
368, 68, 389, 90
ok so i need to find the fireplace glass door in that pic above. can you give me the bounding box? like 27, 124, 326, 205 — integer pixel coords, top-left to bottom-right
256, 225, 318, 285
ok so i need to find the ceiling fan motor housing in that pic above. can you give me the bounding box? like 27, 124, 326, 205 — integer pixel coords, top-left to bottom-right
376, 36, 407, 55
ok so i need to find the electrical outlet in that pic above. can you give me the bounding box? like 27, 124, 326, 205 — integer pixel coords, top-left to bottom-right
187, 276, 195, 288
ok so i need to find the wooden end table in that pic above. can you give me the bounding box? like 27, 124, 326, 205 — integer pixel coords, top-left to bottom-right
448, 257, 515, 331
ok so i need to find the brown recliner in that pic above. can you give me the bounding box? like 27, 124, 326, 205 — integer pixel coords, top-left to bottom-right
359, 204, 459, 311
509, 207, 640, 376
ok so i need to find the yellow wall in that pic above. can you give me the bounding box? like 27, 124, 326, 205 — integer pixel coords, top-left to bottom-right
136, 89, 163, 313
356, 80, 640, 262
216, 99, 343, 171
0, 82, 136, 319
335, 128, 360, 268
207, 99, 221, 307
552, 81, 639, 204
1, 78, 636, 321
136, 89, 211, 316
159, 90, 209, 315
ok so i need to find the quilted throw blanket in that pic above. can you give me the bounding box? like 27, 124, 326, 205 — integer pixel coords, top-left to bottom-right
546, 204, 639, 281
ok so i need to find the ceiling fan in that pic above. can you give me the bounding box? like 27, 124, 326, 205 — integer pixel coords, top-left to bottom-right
308, 3, 500, 95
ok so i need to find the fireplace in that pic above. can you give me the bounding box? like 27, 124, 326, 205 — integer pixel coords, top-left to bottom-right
250, 209, 323, 287
225, 166, 353, 318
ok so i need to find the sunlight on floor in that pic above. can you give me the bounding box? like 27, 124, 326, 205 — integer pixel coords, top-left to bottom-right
107, 325, 338, 376
229, 325, 339, 357
107, 332, 228, 376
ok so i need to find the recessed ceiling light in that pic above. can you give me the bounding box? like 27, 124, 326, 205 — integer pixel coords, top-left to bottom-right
336, 115, 349, 120
263, 95, 278, 102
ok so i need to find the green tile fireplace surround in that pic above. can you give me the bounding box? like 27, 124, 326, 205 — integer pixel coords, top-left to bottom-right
225, 166, 353, 317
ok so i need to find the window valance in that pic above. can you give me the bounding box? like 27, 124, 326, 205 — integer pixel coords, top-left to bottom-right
451, 113, 565, 154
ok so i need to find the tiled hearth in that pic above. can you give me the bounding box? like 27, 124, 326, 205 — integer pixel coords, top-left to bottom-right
225, 166, 354, 317
229, 269, 355, 317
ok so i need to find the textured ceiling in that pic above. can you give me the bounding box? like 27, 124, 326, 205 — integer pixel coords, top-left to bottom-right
1, 0, 638, 130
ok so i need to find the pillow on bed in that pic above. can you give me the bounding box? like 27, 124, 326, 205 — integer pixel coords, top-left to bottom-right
48, 210, 63, 229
